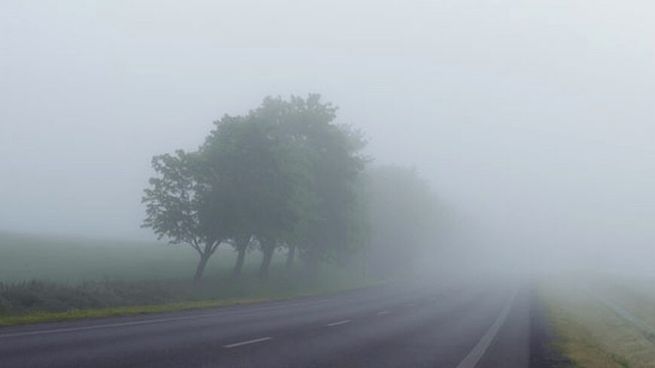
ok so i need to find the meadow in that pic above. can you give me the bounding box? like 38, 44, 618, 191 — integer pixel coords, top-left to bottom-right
0, 232, 244, 283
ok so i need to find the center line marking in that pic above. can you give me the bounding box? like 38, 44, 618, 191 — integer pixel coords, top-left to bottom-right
326, 319, 351, 327
377, 311, 390, 315
223, 337, 272, 348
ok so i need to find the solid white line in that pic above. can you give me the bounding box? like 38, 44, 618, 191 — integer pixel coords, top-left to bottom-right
455, 290, 517, 368
223, 336, 272, 348
377, 311, 390, 316
326, 319, 352, 327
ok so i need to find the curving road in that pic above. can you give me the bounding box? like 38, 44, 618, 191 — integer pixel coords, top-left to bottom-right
0, 280, 531, 367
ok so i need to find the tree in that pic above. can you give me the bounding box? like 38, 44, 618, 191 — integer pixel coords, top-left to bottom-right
201, 106, 308, 280
281, 96, 367, 274
362, 166, 435, 277
143, 94, 369, 283
142, 151, 226, 283
202, 95, 367, 279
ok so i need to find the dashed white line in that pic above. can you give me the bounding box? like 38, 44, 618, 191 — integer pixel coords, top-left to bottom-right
223, 337, 272, 348
326, 319, 352, 327
377, 310, 390, 316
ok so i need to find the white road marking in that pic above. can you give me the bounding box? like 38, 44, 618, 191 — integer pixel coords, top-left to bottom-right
326, 319, 352, 327
377, 311, 390, 316
455, 290, 517, 368
223, 337, 272, 348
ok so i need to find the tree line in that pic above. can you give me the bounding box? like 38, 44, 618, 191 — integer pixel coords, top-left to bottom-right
142, 95, 436, 283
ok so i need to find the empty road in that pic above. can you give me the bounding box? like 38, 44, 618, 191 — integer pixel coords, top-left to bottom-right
0, 280, 532, 367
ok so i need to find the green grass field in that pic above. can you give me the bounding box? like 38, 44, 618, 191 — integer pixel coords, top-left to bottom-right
0, 232, 250, 283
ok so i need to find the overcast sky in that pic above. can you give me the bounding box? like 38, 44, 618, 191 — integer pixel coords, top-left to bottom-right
2, 0, 654, 273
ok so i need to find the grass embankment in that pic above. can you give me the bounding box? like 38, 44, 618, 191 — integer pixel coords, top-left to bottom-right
543, 275, 655, 368
0, 278, 372, 327
0, 232, 378, 326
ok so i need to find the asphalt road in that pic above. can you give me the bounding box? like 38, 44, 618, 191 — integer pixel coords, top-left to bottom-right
0, 280, 531, 368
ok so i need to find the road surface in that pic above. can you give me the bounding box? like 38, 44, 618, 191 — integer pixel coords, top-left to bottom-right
0, 280, 532, 367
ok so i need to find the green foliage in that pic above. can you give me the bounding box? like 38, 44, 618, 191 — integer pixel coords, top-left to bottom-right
142, 94, 369, 280
262, 95, 368, 266
142, 150, 224, 282
143, 151, 208, 246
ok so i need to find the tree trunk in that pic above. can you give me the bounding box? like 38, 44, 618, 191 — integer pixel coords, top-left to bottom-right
258, 241, 275, 280
193, 253, 210, 284
232, 246, 247, 278
232, 236, 250, 278
285, 244, 296, 270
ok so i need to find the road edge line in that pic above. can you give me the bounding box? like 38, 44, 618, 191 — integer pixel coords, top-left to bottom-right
455, 289, 517, 368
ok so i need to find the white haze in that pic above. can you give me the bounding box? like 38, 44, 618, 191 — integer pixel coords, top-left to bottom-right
1, 0, 654, 275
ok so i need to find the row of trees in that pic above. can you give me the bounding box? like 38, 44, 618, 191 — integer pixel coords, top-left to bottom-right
142, 95, 436, 283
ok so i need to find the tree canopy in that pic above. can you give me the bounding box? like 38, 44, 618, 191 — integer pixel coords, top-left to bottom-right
143, 95, 371, 282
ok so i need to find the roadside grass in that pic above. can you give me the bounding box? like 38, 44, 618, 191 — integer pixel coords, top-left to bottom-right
591, 276, 655, 335
0, 299, 258, 326
0, 278, 376, 327
543, 276, 655, 368
0, 232, 380, 326
0, 270, 378, 327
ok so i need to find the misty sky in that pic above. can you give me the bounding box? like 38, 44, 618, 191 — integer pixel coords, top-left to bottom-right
2, 1, 654, 272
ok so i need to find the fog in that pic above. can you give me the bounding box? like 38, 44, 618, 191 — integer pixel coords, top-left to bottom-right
2, 0, 654, 276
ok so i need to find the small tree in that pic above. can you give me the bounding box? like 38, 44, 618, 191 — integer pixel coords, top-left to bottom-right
142, 151, 225, 283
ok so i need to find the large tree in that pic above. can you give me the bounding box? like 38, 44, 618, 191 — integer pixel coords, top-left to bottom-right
271, 95, 368, 274
202, 95, 368, 279
201, 105, 308, 280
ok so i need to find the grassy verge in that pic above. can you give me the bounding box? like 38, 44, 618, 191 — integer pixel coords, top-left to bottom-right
0, 277, 380, 327
542, 277, 655, 368
0, 299, 257, 326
